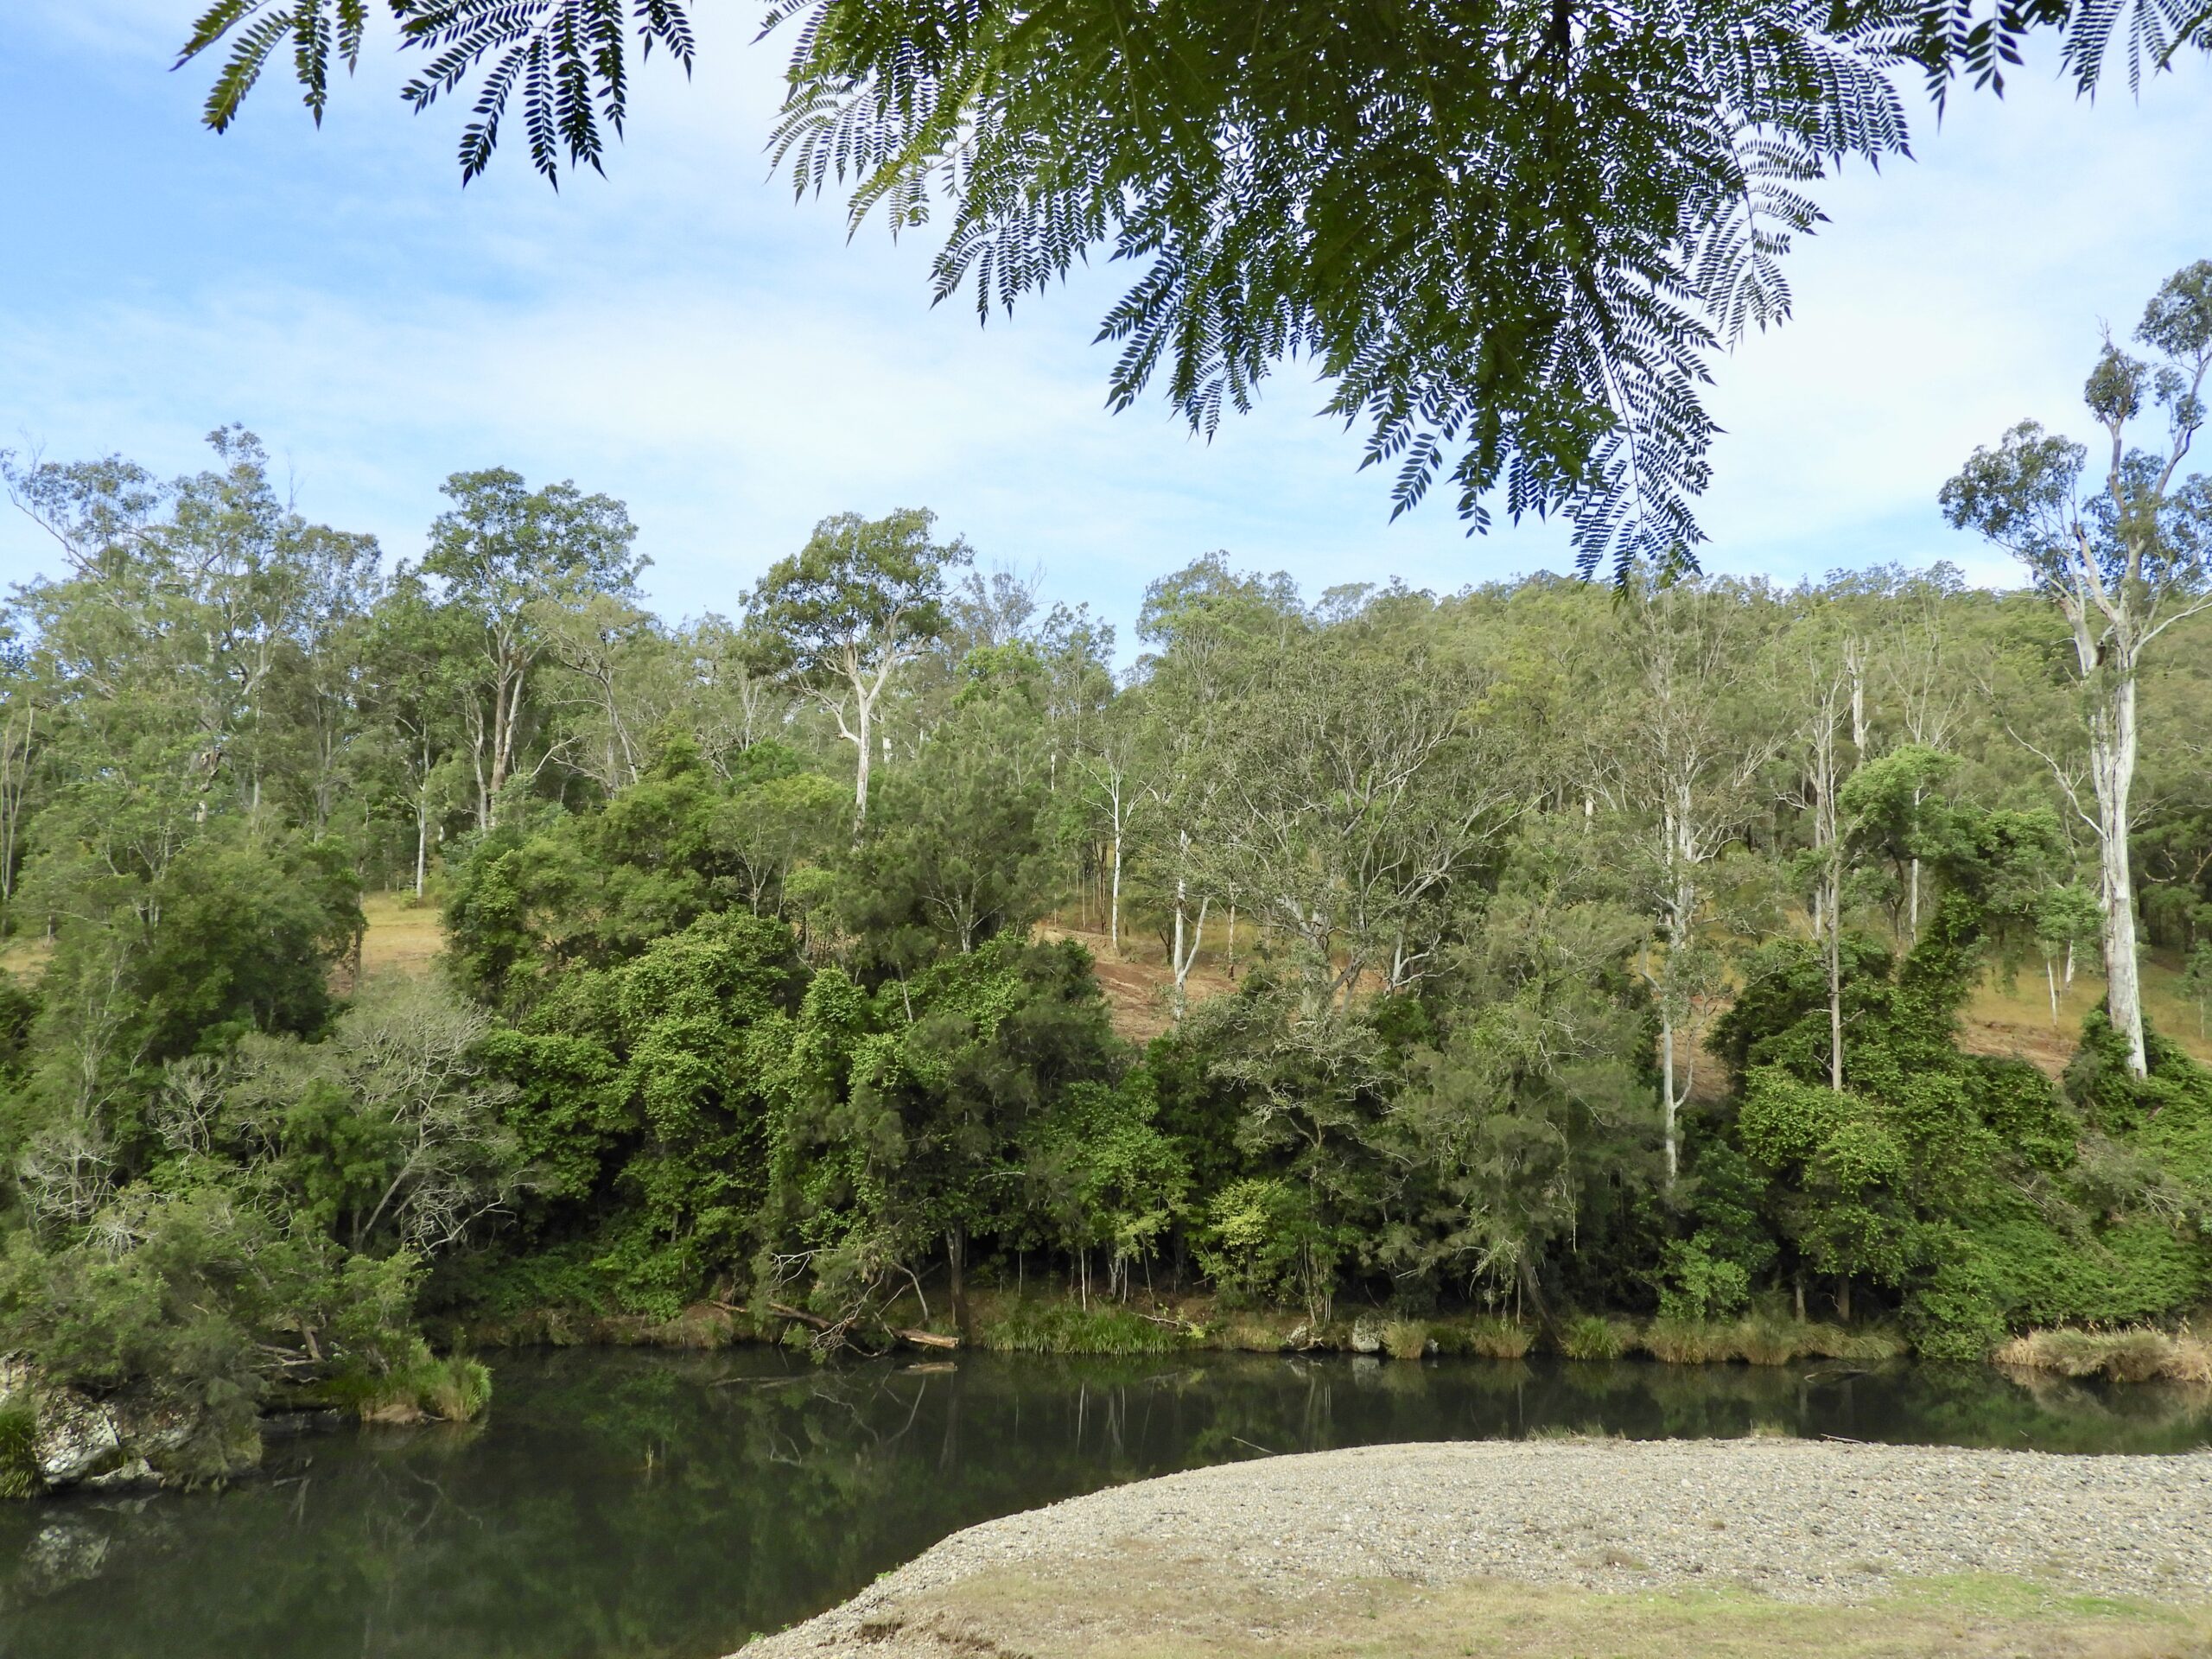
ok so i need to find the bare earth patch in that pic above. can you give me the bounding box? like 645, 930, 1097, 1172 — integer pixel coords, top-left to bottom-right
736, 1440, 2212, 1658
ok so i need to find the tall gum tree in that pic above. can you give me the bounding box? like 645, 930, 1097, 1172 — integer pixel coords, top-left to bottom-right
744, 509, 969, 825
1605, 576, 1786, 1186
418, 469, 643, 830
1942, 261, 2212, 1077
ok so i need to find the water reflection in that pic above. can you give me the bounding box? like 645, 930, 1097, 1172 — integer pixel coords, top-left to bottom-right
1, 1348, 2204, 1659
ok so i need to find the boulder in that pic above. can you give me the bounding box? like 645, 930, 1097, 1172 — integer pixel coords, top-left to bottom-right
0, 1357, 256, 1496
1350, 1315, 1384, 1355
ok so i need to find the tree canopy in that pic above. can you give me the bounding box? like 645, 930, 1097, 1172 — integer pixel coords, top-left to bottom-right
173, 1, 2210, 578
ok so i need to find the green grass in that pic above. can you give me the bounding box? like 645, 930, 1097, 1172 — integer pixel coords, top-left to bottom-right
900, 1560, 2212, 1659
0, 1402, 39, 1499
976, 1299, 1192, 1357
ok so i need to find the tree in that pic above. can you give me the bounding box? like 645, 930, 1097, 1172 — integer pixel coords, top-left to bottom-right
417, 468, 644, 829
1603, 575, 1787, 1187
1942, 260, 2212, 1077
176, 3, 2209, 576
745, 510, 969, 824
1210, 634, 1516, 1013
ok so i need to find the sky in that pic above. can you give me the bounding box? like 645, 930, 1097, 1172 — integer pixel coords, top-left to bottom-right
2, 4, 2209, 648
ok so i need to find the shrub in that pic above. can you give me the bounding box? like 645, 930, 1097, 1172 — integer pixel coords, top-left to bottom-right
1381, 1319, 1431, 1361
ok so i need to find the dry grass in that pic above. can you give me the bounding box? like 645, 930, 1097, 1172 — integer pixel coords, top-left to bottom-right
1380, 1318, 1431, 1360
1993, 1327, 2212, 1386
1436, 1316, 1536, 1359
357, 889, 444, 982
1966, 955, 2212, 1074
829, 1550, 2212, 1659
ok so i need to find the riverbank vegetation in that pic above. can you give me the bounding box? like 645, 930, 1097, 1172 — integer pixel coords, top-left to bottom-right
0, 270, 2208, 1484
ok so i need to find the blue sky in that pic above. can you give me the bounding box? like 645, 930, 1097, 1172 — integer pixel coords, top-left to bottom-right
3, 3, 2209, 647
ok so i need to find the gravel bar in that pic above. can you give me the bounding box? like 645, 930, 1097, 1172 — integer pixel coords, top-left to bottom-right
740, 1439, 2212, 1655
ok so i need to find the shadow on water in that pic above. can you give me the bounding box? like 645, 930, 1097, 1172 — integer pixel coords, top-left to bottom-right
1, 1347, 2205, 1659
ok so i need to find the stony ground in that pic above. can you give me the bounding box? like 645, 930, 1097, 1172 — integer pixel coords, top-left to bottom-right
738, 1439, 2212, 1657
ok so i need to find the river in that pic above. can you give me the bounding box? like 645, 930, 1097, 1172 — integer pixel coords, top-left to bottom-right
2, 1347, 2205, 1659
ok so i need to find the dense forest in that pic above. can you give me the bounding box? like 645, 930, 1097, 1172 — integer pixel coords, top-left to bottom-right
0, 269, 2209, 1487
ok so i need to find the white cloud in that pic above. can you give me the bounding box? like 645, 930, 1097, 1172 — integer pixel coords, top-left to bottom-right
1, 10, 2207, 646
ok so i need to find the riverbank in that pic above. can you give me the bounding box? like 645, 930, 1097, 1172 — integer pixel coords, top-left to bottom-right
458, 1288, 2212, 1385
739, 1439, 2212, 1658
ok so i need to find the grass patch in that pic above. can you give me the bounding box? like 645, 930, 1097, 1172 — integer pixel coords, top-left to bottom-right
1433, 1316, 1535, 1359
976, 1300, 1191, 1357
1379, 1319, 1430, 1361
325, 1344, 493, 1424
1214, 1316, 1295, 1352
1558, 1314, 1636, 1360
891, 1554, 2212, 1659
0, 1402, 38, 1498
1994, 1326, 2212, 1384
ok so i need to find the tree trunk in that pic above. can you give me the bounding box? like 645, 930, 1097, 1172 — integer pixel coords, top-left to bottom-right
853, 696, 874, 824
1108, 834, 1122, 956
2091, 675, 2148, 1077
947, 1228, 970, 1339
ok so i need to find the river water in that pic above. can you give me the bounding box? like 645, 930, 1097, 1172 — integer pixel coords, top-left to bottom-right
2, 1347, 2205, 1659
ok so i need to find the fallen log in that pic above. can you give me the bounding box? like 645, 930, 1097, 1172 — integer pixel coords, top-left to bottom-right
894, 1327, 960, 1351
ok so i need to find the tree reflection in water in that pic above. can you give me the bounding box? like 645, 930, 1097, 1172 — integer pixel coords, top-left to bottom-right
2, 1348, 2205, 1659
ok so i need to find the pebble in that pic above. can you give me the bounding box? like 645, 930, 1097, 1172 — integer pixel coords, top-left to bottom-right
739, 1438, 2212, 1656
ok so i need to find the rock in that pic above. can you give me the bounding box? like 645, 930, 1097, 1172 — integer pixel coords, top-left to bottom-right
17, 1521, 111, 1597
1350, 1316, 1384, 1355
0, 1357, 257, 1496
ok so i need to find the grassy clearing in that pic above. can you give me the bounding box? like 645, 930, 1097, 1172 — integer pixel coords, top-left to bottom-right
357, 889, 444, 981
870, 1555, 2212, 1659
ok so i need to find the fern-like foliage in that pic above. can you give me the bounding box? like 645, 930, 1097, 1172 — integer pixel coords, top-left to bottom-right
176, 0, 2208, 573
176, 0, 696, 183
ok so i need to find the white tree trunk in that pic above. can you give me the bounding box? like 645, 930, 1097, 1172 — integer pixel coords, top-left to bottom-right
2091, 674, 2147, 1076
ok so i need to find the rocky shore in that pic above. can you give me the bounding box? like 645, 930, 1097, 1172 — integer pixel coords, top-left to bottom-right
741, 1439, 2212, 1657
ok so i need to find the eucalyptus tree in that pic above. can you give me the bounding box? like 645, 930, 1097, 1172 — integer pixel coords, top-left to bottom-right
1605, 575, 1789, 1185
1210, 630, 1516, 1013
744, 509, 969, 824
1781, 619, 1865, 1092
178, 0, 2210, 580
1071, 700, 1144, 957
1130, 555, 1309, 996
1872, 565, 1968, 940
362, 572, 472, 897
537, 593, 677, 794
3, 431, 377, 873
417, 468, 644, 829
1942, 261, 2212, 1077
